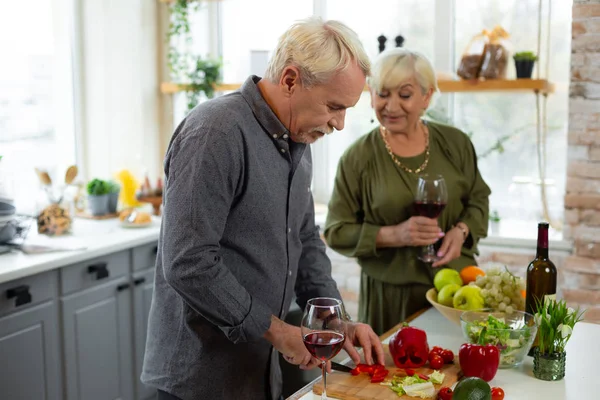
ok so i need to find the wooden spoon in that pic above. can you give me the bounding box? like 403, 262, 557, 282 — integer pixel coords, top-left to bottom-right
65, 165, 78, 185
35, 168, 52, 186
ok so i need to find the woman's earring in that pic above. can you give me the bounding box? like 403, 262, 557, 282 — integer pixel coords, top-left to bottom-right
370, 118, 374, 123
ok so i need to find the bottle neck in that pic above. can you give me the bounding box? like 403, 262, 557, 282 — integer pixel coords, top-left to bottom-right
536, 226, 549, 259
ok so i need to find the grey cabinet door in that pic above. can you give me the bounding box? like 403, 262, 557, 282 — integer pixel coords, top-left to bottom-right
0, 301, 62, 400
61, 277, 134, 400
132, 268, 155, 400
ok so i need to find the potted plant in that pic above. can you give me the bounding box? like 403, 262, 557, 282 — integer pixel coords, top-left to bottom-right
533, 298, 585, 381
513, 51, 538, 79
86, 178, 110, 216
107, 180, 121, 214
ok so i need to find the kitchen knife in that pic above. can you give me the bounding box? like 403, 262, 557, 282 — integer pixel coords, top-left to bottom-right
330, 361, 354, 373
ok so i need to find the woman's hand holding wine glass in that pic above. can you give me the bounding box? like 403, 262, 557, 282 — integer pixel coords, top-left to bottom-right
414, 174, 448, 263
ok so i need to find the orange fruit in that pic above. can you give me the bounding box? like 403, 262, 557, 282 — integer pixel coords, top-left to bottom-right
460, 266, 485, 285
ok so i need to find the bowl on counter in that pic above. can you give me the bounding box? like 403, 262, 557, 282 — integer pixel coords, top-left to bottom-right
460, 310, 537, 368
425, 288, 465, 326
0, 201, 16, 216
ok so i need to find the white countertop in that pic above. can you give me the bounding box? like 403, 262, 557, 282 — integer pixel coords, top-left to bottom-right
294, 308, 600, 400
0, 216, 161, 284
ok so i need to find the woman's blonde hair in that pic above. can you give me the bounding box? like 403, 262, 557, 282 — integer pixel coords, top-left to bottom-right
264, 17, 370, 87
368, 48, 438, 95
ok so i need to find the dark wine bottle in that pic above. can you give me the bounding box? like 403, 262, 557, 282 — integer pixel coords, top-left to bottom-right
526, 222, 557, 355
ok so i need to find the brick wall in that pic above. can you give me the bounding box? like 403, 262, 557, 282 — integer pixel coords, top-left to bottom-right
564, 0, 600, 322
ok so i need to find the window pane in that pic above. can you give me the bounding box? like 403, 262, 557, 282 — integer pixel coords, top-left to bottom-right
326, 0, 435, 61
453, 0, 571, 236
312, 0, 435, 203
220, 0, 314, 83
0, 0, 76, 213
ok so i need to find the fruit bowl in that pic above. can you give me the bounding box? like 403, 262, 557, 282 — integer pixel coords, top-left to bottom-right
425, 288, 465, 326
460, 310, 537, 368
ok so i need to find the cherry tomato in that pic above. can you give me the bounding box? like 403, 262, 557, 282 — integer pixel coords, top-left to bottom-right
438, 387, 453, 400
430, 354, 444, 369
430, 348, 443, 357
491, 387, 505, 400
440, 349, 454, 363
405, 368, 415, 376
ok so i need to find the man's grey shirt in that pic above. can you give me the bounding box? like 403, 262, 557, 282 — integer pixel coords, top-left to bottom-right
141, 76, 341, 400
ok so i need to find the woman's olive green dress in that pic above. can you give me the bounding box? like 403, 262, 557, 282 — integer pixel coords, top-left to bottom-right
324, 121, 491, 335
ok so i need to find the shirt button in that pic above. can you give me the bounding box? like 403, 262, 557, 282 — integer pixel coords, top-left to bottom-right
288, 270, 292, 276
272, 134, 277, 139
280, 148, 286, 153
307, 187, 310, 192
283, 134, 289, 139
287, 228, 291, 233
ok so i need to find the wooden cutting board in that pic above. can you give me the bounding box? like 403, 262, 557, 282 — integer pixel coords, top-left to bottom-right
312, 345, 462, 400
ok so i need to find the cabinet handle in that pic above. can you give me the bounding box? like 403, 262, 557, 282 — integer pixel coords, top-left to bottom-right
134, 277, 146, 286
116, 283, 131, 292
6, 285, 32, 307
87, 263, 109, 280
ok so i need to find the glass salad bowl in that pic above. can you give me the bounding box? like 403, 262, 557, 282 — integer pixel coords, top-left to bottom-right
460, 310, 538, 368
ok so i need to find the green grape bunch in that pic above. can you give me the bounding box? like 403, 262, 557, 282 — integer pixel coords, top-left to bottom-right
472, 266, 526, 313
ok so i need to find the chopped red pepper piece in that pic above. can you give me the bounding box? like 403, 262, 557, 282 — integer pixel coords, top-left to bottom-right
350, 367, 360, 376
405, 368, 415, 376
418, 373, 430, 381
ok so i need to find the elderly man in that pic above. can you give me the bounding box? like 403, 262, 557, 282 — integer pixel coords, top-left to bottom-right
141, 17, 384, 400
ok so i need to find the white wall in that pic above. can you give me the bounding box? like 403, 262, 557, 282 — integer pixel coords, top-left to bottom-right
77, 0, 162, 183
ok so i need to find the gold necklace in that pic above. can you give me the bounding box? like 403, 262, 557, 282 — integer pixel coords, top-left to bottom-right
380, 122, 430, 174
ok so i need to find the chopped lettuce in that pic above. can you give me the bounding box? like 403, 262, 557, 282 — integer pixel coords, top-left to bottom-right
402, 382, 435, 398
429, 370, 445, 385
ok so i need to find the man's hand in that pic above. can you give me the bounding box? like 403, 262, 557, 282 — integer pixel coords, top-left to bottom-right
263, 316, 322, 370
343, 322, 385, 366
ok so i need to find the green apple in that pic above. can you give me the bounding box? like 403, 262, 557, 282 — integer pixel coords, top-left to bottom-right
453, 285, 485, 310
437, 283, 462, 307
433, 268, 463, 292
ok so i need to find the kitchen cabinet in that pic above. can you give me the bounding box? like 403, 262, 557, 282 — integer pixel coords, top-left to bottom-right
61, 276, 135, 400
0, 300, 62, 400
132, 267, 156, 400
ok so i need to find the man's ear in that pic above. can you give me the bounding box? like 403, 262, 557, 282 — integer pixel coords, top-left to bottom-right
279, 66, 301, 97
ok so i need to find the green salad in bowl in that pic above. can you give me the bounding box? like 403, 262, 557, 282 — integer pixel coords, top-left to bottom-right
460, 310, 537, 368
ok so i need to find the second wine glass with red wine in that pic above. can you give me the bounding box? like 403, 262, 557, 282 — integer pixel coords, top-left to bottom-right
414, 173, 448, 263
301, 297, 346, 400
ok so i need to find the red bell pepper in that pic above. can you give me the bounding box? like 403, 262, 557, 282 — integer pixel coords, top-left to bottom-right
389, 322, 430, 368
458, 343, 500, 382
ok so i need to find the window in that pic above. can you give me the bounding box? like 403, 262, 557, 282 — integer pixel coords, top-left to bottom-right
0, 0, 77, 214
177, 0, 571, 240
452, 0, 571, 238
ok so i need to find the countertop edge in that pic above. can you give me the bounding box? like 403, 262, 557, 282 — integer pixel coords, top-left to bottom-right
0, 232, 159, 284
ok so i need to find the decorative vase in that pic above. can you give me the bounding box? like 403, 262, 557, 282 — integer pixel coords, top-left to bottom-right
515, 59, 535, 79
533, 348, 566, 381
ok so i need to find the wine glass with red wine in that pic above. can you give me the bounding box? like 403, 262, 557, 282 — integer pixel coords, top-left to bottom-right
301, 297, 346, 400
414, 173, 448, 263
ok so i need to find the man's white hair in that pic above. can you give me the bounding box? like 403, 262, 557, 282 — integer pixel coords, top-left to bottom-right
264, 17, 370, 87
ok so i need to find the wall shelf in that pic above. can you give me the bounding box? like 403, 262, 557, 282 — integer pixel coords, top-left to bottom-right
160, 79, 554, 95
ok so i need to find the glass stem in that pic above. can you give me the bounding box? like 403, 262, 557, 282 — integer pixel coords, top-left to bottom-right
321, 361, 327, 400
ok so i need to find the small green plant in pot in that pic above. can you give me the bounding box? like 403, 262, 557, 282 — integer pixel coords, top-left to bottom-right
107, 180, 121, 214
532, 298, 585, 381
513, 51, 538, 79
86, 178, 110, 216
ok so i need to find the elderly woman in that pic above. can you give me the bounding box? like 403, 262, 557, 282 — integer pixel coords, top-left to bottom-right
324, 48, 491, 335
